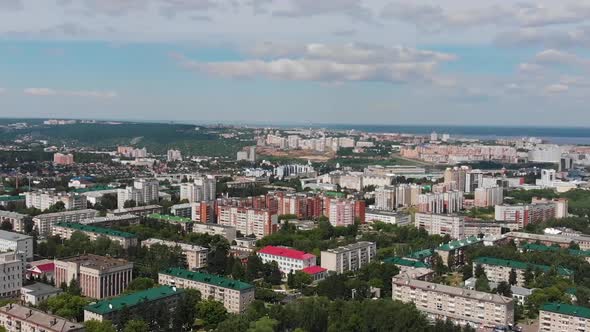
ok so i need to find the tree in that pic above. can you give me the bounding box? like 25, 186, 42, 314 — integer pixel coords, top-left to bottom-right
125, 277, 154, 293
68, 278, 82, 296
474, 264, 485, 279
85, 320, 116, 332
38, 293, 90, 322
123, 200, 137, 208
100, 194, 118, 210
509, 269, 518, 286
47, 201, 66, 213
461, 263, 473, 281
475, 276, 490, 292
247, 316, 279, 332
172, 289, 201, 331
495, 281, 512, 297
523, 266, 534, 286
196, 300, 227, 330
246, 255, 263, 281
124, 320, 149, 332
0, 220, 12, 231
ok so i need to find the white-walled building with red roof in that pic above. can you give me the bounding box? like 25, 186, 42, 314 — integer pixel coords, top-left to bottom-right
257, 246, 316, 275
302, 266, 328, 282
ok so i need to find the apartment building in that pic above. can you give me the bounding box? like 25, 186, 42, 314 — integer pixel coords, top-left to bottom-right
108, 204, 162, 217
192, 223, 237, 242
501, 231, 590, 251
0, 303, 84, 332
53, 153, 74, 165
327, 198, 356, 227
464, 222, 504, 238
159, 267, 255, 313
84, 286, 184, 326
320, 241, 376, 274
25, 191, 87, 211
217, 206, 278, 239
257, 246, 316, 275
33, 209, 98, 236
54, 254, 133, 299
142, 238, 208, 270
52, 222, 138, 249
148, 213, 193, 232
435, 236, 483, 267
0, 211, 30, 233
414, 213, 465, 239
180, 176, 216, 203
474, 187, 503, 208
365, 210, 412, 226
117, 178, 159, 209
167, 149, 182, 162
531, 197, 569, 219
0, 230, 33, 260
392, 275, 514, 328
473, 257, 573, 287
170, 202, 193, 218
0, 252, 24, 297
495, 203, 556, 229
417, 191, 464, 214
539, 303, 590, 332
80, 214, 140, 227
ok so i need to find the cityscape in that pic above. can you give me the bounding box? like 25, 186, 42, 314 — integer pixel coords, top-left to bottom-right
2, 1, 590, 332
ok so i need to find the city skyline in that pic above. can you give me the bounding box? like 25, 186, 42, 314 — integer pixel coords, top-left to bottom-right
1, 1, 590, 125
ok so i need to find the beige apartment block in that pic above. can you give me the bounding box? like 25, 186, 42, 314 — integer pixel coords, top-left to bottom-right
142, 238, 208, 270
320, 241, 376, 274
0, 303, 84, 332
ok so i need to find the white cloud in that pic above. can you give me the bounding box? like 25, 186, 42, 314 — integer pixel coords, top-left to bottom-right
544, 83, 569, 94
23, 88, 117, 98
273, 0, 374, 22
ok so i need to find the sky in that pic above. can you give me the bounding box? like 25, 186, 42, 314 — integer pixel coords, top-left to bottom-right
1, 0, 590, 127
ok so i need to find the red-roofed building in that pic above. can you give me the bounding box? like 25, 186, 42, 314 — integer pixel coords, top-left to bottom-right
26, 260, 55, 281
302, 266, 328, 282
257, 246, 316, 275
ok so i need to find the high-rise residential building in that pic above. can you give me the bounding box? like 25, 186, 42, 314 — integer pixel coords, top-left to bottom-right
414, 213, 465, 239
392, 275, 514, 328
474, 186, 504, 208
443, 166, 470, 192
417, 191, 464, 214
495, 202, 556, 229
53, 153, 74, 165
25, 191, 87, 211
117, 178, 159, 209
54, 254, 133, 299
531, 197, 569, 219
248, 146, 256, 163
33, 209, 98, 236
0, 211, 30, 233
142, 238, 208, 270
180, 176, 216, 203
328, 199, 355, 227
0, 303, 84, 332
473, 257, 573, 287
0, 252, 24, 298
374, 186, 396, 210
320, 242, 376, 274
257, 246, 317, 275
539, 303, 590, 332
0, 230, 33, 261
52, 223, 138, 249
84, 286, 184, 326
159, 268, 255, 313
217, 206, 278, 239
236, 151, 249, 161
166, 149, 182, 162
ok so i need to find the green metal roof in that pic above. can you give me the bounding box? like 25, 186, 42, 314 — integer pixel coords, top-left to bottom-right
161, 267, 254, 291
55, 222, 137, 239
406, 249, 434, 260
84, 286, 184, 315
72, 186, 115, 193
473, 256, 573, 277
148, 213, 192, 223
522, 243, 590, 257
541, 303, 590, 319
0, 195, 25, 202
383, 257, 430, 268
324, 191, 345, 198
436, 236, 482, 251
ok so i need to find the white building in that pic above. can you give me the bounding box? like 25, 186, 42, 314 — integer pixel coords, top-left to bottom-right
117, 178, 159, 209
0, 230, 33, 261
528, 145, 562, 163
257, 246, 316, 275
217, 206, 278, 239
474, 186, 503, 208
0, 211, 30, 233
328, 199, 355, 227
167, 149, 182, 162
33, 209, 98, 236
0, 303, 84, 332
418, 191, 464, 214
0, 252, 24, 297
25, 191, 87, 211
414, 213, 465, 239
365, 210, 412, 225
320, 242, 376, 274
180, 176, 216, 203
20, 283, 62, 305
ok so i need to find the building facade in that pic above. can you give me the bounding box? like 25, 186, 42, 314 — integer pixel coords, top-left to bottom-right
52, 222, 138, 248
539, 303, 590, 332
0, 303, 84, 332
117, 178, 159, 209
414, 213, 465, 239
33, 209, 98, 236
0, 230, 33, 261
0, 211, 30, 233
25, 191, 87, 211
217, 206, 278, 239
0, 252, 24, 298
320, 241, 376, 274
142, 238, 208, 270
257, 246, 316, 275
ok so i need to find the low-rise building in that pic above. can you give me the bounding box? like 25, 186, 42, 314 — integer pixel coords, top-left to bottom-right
365, 210, 412, 225
142, 238, 208, 270
159, 267, 254, 313
0, 211, 30, 233
473, 256, 573, 287
25, 260, 54, 281
80, 214, 140, 227
0, 230, 33, 261
20, 283, 62, 305
521, 243, 590, 263
0, 252, 24, 297
392, 275, 514, 328
464, 222, 504, 238
257, 246, 316, 275
501, 231, 590, 250
384, 257, 434, 281
108, 204, 162, 217
301, 266, 328, 283
0, 303, 84, 332
320, 242, 376, 274
33, 209, 98, 236
52, 222, 138, 248
84, 286, 184, 326
54, 254, 133, 299
147, 213, 193, 232
25, 190, 86, 211
435, 236, 483, 267
539, 303, 590, 332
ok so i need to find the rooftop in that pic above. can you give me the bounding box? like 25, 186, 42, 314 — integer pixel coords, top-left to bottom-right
35, 209, 97, 219
302, 266, 327, 275
323, 241, 375, 254
21, 282, 62, 297
161, 267, 253, 291
57, 254, 132, 271
258, 246, 315, 260
393, 276, 513, 305
541, 303, 590, 319
0, 229, 33, 241
384, 257, 430, 268
521, 243, 590, 257
0, 210, 27, 217
84, 286, 184, 315
0, 195, 25, 202
0, 303, 83, 331
142, 238, 207, 251
505, 231, 590, 243
406, 249, 434, 260
54, 222, 136, 239
437, 236, 483, 251
474, 256, 573, 277
148, 213, 192, 223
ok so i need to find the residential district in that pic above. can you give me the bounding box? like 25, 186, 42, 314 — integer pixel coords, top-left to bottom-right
0, 120, 589, 331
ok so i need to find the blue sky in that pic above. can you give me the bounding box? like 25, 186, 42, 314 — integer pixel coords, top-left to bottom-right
1, 1, 590, 126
